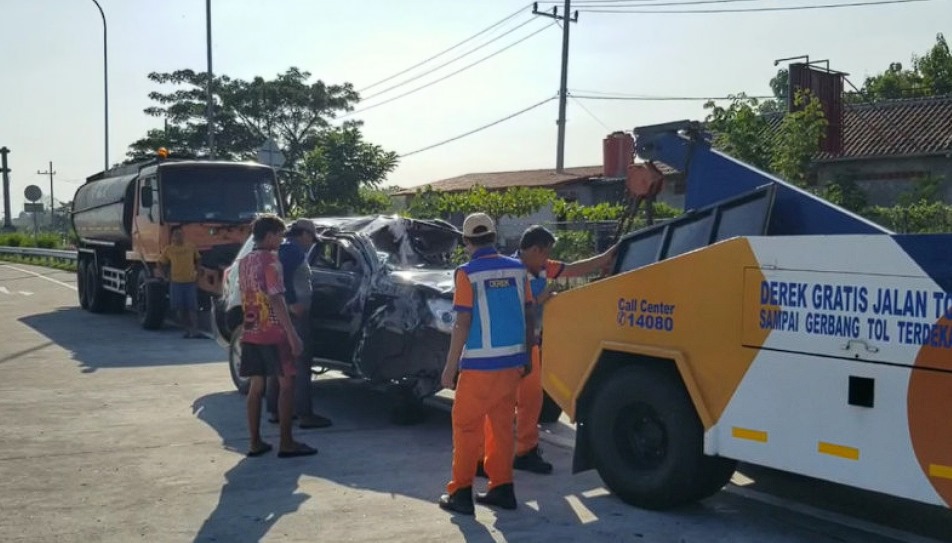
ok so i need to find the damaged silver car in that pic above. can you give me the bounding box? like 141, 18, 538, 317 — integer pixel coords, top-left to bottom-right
212, 215, 461, 423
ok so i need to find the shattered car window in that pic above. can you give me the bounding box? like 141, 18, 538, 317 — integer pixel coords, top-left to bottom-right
315, 216, 460, 270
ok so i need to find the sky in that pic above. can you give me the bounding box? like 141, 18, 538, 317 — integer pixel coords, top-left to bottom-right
0, 0, 948, 218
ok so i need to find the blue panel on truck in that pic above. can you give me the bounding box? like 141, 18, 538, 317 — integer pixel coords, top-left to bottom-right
632, 121, 890, 236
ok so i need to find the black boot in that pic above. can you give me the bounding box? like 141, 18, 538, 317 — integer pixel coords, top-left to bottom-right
514, 446, 553, 474
439, 487, 475, 515
475, 483, 517, 510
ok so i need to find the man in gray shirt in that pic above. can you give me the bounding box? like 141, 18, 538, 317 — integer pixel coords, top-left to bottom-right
267, 219, 333, 429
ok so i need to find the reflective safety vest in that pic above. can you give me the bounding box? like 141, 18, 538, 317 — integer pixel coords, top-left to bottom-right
458, 249, 530, 371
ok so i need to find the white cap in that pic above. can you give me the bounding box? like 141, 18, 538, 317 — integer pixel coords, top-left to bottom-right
462, 212, 496, 237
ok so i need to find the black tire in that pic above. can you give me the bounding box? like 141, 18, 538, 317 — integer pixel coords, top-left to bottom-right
77, 260, 89, 310
587, 365, 736, 510
136, 271, 166, 330
86, 261, 109, 314
539, 390, 563, 424
229, 330, 249, 395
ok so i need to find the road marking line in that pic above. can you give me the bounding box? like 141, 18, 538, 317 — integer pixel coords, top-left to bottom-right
564, 494, 598, 524
725, 485, 946, 543
0, 264, 77, 291
0, 286, 9, 295
18, 291, 33, 296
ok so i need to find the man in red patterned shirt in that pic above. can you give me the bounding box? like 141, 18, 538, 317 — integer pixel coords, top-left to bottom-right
239, 215, 316, 458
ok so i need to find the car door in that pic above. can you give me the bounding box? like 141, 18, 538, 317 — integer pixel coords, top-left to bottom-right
308, 237, 364, 360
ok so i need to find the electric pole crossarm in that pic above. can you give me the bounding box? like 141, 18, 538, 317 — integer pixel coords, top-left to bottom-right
531, 3, 578, 21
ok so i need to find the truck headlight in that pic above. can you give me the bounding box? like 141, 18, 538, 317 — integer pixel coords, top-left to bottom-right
426, 298, 456, 334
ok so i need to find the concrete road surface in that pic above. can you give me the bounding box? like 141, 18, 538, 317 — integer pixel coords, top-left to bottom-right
1, 263, 950, 543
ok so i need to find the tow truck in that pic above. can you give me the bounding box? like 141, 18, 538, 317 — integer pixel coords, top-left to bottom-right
541, 120, 952, 510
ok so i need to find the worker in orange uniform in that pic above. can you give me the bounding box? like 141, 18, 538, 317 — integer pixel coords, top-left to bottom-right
439, 213, 535, 515
477, 225, 617, 475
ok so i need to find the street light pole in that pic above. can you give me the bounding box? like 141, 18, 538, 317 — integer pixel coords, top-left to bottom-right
89, 0, 109, 171
206, 0, 215, 159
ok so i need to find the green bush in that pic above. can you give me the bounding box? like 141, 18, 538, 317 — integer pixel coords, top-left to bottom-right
0, 231, 65, 249
0, 233, 25, 247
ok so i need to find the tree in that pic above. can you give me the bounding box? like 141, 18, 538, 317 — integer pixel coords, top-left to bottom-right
406, 186, 557, 224
861, 33, 952, 99
758, 69, 789, 114
297, 126, 399, 216
129, 68, 358, 161
703, 93, 773, 171
705, 89, 827, 187
769, 89, 828, 187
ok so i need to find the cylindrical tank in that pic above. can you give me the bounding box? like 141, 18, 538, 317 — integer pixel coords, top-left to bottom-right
71, 174, 137, 245
602, 132, 635, 178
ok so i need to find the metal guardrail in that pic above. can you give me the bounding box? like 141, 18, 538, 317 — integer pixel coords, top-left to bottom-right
0, 246, 77, 261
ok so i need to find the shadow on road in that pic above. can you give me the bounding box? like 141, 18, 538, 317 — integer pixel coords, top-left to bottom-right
187, 377, 790, 543
19, 307, 225, 373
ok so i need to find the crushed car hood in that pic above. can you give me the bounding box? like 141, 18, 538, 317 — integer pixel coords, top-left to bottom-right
388, 269, 455, 295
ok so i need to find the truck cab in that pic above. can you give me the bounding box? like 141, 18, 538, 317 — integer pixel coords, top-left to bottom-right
72, 155, 284, 329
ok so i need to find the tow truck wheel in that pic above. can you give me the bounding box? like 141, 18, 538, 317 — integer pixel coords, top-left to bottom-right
136, 271, 166, 330
229, 330, 249, 395
587, 365, 735, 510
77, 260, 89, 310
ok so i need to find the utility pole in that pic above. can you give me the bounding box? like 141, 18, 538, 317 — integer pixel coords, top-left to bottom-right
37, 161, 56, 229
533, 1, 578, 173
0, 147, 13, 231
205, 0, 215, 159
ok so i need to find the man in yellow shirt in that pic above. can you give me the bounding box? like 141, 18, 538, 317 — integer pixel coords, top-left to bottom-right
158, 226, 202, 338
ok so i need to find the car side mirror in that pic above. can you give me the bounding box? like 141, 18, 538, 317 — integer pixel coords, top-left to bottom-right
140, 186, 154, 208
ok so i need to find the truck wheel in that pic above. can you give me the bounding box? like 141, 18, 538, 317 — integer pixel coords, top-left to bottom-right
136, 272, 166, 330
539, 391, 563, 424
587, 365, 735, 510
77, 261, 90, 310
229, 330, 249, 395
86, 262, 109, 314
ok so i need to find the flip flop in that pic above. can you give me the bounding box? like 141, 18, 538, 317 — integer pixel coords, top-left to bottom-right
278, 443, 318, 458
246, 442, 273, 457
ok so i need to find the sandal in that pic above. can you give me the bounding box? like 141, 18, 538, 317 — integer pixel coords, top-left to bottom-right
246, 442, 273, 457
278, 442, 318, 458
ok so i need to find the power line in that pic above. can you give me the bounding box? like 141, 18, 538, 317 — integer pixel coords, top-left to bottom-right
572, 93, 774, 100
346, 22, 556, 118
357, 3, 532, 93
361, 17, 538, 102
399, 97, 556, 158
540, 0, 760, 6
570, 95, 612, 131
579, 0, 935, 13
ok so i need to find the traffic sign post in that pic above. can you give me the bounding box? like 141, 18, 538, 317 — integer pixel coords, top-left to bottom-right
256, 139, 285, 170
24, 185, 42, 238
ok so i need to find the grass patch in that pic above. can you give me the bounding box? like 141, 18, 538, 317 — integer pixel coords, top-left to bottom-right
0, 254, 77, 273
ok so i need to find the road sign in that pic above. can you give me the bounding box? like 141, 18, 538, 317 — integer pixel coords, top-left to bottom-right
24, 185, 42, 202
256, 139, 285, 169
24, 202, 44, 213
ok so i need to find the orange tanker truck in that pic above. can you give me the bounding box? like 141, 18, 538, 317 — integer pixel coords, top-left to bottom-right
70, 153, 284, 329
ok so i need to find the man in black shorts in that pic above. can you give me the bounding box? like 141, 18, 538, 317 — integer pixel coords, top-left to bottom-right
238, 215, 317, 458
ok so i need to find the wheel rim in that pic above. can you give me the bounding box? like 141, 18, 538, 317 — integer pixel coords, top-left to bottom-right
613, 402, 668, 470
